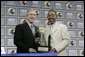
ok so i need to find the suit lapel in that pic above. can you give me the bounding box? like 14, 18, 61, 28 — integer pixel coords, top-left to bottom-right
24, 22, 39, 38
51, 22, 59, 35
24, 22, 34, 37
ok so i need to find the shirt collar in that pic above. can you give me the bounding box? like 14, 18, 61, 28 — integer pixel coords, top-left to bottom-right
52, 21, 57, 26
26, 19, 34, 27
48, 21, 57, 27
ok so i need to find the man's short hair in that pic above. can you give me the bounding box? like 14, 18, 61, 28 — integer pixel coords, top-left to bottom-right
26, 8, 36, 16
48, 9, 57, 17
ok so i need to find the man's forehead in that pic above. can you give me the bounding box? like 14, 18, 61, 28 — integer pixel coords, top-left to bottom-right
48, 11, 56, 14
28, 10, 36, 14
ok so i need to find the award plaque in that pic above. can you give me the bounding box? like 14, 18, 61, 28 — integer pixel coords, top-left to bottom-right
37, 27, 51, 52
38, 46, 49, 52
38, 27, 51, 52
37, 27, 47, 52
38, 35, 51, 52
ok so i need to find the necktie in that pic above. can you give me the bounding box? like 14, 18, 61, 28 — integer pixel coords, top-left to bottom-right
30, 25, 35, 36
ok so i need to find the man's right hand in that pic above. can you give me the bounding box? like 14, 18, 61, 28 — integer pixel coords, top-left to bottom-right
28, 48, 37, 52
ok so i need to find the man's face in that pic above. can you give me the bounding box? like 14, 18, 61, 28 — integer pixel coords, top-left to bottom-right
27, 11, 36, 23
47, 11, 57, 23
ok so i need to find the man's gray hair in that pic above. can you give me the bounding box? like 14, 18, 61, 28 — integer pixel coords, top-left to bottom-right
26, 8, 36, 16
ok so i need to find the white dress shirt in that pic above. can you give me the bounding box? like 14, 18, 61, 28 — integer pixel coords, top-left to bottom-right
26, 20, 35, 35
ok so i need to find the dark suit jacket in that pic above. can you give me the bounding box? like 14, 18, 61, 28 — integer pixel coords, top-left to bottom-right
14, 22, 40, 53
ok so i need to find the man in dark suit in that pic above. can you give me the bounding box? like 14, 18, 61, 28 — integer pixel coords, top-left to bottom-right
14, 8, 40, 53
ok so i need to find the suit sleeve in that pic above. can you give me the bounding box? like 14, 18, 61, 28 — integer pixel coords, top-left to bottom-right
54, 25, 71, 52
14, 25, 29, 50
